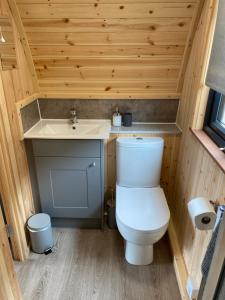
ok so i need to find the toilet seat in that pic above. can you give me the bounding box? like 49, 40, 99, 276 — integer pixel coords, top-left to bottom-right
116, 185, 170, 233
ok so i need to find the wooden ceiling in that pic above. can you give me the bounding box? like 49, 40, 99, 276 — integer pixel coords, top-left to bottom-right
14, 0, 202, 99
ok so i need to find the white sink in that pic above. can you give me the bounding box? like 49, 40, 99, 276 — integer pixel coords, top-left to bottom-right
24, 119, 111, 139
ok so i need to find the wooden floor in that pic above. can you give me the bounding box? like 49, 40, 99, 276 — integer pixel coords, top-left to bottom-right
15, 228, 181, 300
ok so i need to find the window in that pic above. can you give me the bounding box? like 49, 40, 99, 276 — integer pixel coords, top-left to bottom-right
204, 89, 225, 149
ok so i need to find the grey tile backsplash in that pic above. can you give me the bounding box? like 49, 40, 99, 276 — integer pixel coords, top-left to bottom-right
39, 99, 179, 122
21, 100, 40, 133
21, 98, 179, 133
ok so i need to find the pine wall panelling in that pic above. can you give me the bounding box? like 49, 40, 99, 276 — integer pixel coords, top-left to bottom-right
0, 207, 22, 300
0, 15, 17, 70
15, 0, 202, 99
172, 0, 225, 288
6, 0, 39, 99
0, 0, 38, 261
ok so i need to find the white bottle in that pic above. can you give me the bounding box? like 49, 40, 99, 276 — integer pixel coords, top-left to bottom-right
113, 107, 122, 127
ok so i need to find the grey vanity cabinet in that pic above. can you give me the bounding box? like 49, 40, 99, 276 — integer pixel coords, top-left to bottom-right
32, 140, 104, 221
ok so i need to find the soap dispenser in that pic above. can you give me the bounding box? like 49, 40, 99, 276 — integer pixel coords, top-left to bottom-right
113, 107, 122, 127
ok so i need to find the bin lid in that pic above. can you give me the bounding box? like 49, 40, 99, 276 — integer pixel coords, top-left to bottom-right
27, 213, 51, 231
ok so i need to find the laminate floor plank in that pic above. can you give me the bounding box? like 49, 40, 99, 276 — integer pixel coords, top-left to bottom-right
15, 228, 181, 300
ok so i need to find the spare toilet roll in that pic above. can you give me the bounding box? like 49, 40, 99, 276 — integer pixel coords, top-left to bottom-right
187, 197, 216, 230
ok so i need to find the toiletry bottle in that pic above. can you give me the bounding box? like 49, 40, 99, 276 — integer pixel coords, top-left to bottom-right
113, 107, 122, 127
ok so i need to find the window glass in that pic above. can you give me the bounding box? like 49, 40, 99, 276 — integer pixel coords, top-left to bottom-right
204, 89, 225, 148
217, 95, 225, 128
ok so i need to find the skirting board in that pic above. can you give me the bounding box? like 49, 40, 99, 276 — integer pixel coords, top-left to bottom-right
168, 220, 190, 300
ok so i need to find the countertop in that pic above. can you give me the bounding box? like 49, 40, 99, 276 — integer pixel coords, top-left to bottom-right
24, 120, 182, 139
111, 123, 181, 135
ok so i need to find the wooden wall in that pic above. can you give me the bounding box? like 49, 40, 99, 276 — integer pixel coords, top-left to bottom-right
172, 0, 225, 288
0, 0, 38, 261
15, 0, 202, 99
0, 15, 18, 70
0, 207, 21, 300
107, 133, 180, 208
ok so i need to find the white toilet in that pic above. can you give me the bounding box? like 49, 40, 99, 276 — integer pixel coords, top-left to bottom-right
116, 137, 170, 265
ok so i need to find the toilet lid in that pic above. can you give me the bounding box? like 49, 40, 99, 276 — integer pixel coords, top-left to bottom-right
116, 185, 170, 232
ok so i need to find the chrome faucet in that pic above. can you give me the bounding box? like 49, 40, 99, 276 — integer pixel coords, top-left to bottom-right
70, 107, 78, 124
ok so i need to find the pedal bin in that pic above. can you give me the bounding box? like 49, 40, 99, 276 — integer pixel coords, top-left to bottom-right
27, 213, 53, 254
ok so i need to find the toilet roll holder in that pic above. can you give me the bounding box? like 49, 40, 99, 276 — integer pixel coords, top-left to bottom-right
210, 201, 225, 228
209, 201, 225, 213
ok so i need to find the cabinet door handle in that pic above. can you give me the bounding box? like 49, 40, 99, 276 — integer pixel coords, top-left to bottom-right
89, 162, 96, 168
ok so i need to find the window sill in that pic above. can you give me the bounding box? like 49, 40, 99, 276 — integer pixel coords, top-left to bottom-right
191, 129, 225, 173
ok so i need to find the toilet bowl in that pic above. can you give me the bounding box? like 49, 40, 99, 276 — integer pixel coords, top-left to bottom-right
116, 185, 170, 265
116, 137, 170, 265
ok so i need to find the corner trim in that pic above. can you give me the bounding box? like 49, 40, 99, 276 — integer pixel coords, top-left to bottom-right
16, 93, 41, 140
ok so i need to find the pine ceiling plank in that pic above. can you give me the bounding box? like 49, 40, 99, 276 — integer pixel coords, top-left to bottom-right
30, 45, 185, 56
16, 0, 197, 5
38, 79, 178, 91
18, 3, 196, 19
16, 0, 197, 3
40, 91, 181, 99
36, 66, 180, 80
22, 18, 192, 33
33, 56, 183, 68
26, 31, 188, 46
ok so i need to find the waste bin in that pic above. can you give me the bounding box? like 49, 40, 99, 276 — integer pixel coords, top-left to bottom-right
27, 213, 53, 254
107, 199, 117, 229
106, 189, 117, 229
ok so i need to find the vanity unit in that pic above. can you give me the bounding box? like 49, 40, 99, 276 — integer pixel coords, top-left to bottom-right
33, 140, 104, 224
25, 119, 110, 228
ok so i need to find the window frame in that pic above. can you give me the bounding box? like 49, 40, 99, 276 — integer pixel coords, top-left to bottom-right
204, 89, 225, 148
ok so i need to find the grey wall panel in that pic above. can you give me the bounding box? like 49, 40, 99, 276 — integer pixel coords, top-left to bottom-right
21, 100, 40, 133
38, 98, 179, 123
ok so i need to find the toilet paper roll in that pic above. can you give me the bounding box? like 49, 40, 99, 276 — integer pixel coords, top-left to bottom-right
187, 197, 216, 230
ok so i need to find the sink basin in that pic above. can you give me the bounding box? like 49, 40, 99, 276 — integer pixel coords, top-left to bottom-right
24, 119, 111, 139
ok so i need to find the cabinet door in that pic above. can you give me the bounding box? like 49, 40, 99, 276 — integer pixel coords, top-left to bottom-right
35, 157, 102, 218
